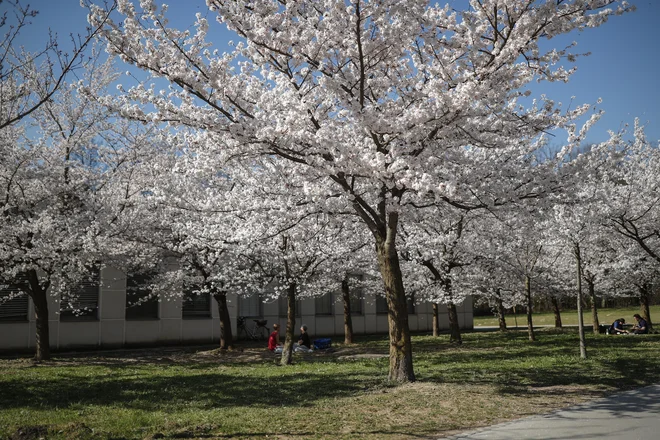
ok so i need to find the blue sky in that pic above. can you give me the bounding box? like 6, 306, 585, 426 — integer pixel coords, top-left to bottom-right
6, 0, 658, 145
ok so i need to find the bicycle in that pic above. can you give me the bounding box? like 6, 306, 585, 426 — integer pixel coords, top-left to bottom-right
237, 316, 269, 341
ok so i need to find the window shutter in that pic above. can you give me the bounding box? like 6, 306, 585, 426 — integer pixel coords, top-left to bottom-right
182, 287, 211, 318
376, 296, 388, 314
278, 296, 301, 317
315, 293, 333, 316
125, 273, 159, 320
350, 295, 363, 315
0, 287, 29, 321
61, 269, 100, 320
239, 294, 262, 317
407, 293, 416, 315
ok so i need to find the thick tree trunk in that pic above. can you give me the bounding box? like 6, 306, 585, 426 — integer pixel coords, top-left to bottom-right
443, 276, 462, 344
639, 284, 653, 330
27, 270, 50, 361
525, 275, 535, 342
432, 303, 440, 337
587, 279, 599, 335
551, 296, 562, 328
342, 276, 354, 344
574, 244, 587, 359
31, 291, 50, 361
375, 238, 415, 383
280, 282, 296, 366
447, 302, 462, 344
213, 292, 233, 350
495, 290, 506, 331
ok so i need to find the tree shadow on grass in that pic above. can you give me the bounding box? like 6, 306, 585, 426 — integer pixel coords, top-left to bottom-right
0, 368, 380, 412
415, 332, 660, 397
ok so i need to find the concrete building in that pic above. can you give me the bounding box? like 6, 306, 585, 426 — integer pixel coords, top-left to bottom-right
0, 267, 473, 353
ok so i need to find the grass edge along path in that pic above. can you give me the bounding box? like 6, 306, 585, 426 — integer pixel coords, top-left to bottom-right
1, 329, 660, 439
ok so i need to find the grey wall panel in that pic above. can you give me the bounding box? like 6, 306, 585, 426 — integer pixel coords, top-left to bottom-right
58, 322, 99, 348
99, 320, 124, 346
125, 320, 160, 344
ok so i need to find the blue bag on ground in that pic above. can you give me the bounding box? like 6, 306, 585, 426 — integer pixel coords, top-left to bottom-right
313, 338, 331, 350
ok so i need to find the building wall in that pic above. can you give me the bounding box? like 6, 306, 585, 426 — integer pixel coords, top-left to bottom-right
0, 268, 473, 352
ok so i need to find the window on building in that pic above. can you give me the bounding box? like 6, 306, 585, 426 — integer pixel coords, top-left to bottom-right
350, 294, 363, 315
376, 295, 388, 315
407, 293, 416, 315
238, 293, 262, 317
375, 295, 415, 314
348, 274, 364, 315
125, 272, 159, 320
278, 295, 301, 317
0, 276, 29, 322
315, 293, 333, 316
182, 285, 212, 319
60, 268, 100, 321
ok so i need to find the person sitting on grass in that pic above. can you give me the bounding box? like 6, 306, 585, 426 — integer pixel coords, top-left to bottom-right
294, 324, 313, 353
268, 323, 283, 353
609, 318, 628, 335
632, 314, 649, 335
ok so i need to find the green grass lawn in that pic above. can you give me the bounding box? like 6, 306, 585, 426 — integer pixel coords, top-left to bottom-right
2, 329, 660, 439
474, 305, 660, 327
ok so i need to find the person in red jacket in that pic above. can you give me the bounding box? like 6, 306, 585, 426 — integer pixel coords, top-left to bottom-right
268, 323, 283, 353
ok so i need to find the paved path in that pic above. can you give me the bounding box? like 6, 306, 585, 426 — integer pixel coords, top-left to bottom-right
442, 384, 660, 440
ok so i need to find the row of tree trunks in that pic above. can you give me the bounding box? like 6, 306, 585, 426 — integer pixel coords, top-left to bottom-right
422, 260, 462, 342
550, 296, 562, 328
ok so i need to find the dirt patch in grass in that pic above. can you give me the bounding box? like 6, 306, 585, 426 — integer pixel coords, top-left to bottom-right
8, 425, 49, 440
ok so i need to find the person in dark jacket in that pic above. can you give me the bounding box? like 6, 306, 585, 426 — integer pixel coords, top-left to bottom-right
294, 324, 312, 352
632, 314, 648, 334
609, 318, 628, 335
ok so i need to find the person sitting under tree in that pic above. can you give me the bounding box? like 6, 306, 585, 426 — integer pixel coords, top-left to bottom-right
268, 323, 283, 353
609, 318, 628, 335
632, 314, 649, 335
294, 324, 313, 353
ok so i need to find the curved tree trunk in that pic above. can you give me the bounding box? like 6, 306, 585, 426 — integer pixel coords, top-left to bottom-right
432, 303, 440, 337
375, 237, 415, 383
27, 270, 50, 361
342, 275, 354, 344
551, 296, 562, 328
280, 282, 296, 366
587, 279, 599, 335
495, 289, 507, 331
525, 275, 535, 342
574, 244, 587, 359
639, 284, 653, 330
213, 291, 233, 350
447, 302, 462, 344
